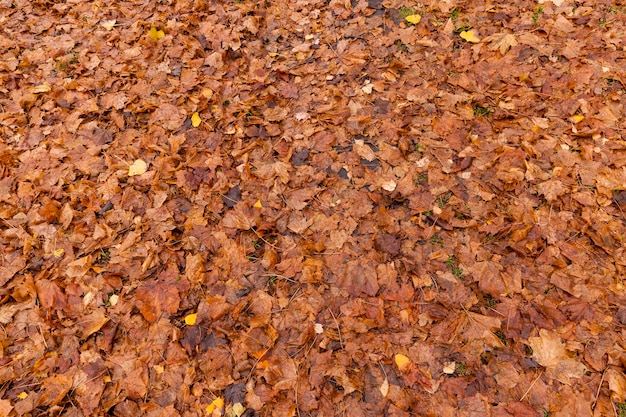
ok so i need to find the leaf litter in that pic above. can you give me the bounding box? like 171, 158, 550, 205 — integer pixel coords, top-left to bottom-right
0, 0, 625, 416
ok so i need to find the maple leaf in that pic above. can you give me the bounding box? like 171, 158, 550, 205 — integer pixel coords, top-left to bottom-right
528, 329, 586, 384
486, 33, 518, 55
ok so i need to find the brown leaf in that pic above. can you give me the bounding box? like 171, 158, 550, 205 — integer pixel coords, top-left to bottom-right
135, 280, 181, 323
528, 329, 586, 384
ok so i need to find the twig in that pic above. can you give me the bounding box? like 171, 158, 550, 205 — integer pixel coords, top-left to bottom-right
328, 308, 343, 350
592, 367, 606, 410
519, 370, 543, 402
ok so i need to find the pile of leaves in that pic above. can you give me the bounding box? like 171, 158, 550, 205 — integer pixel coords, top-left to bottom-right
1, 0, 625, 415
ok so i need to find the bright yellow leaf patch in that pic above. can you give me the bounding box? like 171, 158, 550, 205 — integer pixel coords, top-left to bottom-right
394, 353, 411, 371
206, 397, 224, 414
128, 159, 148, 176
460, 30, 480, 43
405, 14, 421, 24
191, 112, 202, 127
149, 25, 165, 42
570, 114, 584, 123
184, 313, 197, 325
253, 200, 263, 208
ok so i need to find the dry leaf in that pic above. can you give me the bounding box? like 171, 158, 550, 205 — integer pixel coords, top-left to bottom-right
379, 377, 389, 397
100, 20, 116, 30
149, 25, 165, 41
394, 353, 411, 371
405, 14, 421, 24
460, 30, 480, 43
528, 329, 586, 384
29, 83, 51, 93
128, 159, 148, 176
191, 112, 201, 127
184, 313, 197, 325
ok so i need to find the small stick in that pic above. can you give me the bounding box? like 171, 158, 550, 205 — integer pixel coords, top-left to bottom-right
519, 370, 543, 402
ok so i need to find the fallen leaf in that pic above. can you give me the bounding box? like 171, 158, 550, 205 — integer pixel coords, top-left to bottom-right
380, 377, 389, 397
460, 30, 480, 43
128, 159, 148, 176
206, 397, 224, 414
405, 14, 421, 24
528, 329, 586, 384
149, 25, 165, 41
191, 112, 202, 127
394, 353, 411, 372
185, 313, 198, 325
29, 83, 51, 93
100, 20, 116, 30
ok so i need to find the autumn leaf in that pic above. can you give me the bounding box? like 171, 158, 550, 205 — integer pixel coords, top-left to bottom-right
405, 14, 421, 24
149, 25, 165, 41
29, 83, 51, 93
184, 313, 197, 325
100, 19, 116, 30
394, 353, 411, 372
206, 397, 224, 414
460, 30, 480, 43
128, 159, 148, 176
528, 329, 587, 384
191, 112, 202, 127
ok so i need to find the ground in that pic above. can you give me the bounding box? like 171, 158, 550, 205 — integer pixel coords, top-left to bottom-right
1, 0, 626, 416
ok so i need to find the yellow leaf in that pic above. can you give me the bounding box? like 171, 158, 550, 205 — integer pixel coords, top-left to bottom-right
405, 14, 421, 24
394, 353, 411, 371
153, 364, 164, 374
191, 112, 202, 127
460, 30, 480, 43
17, 392, 28, 400
149, 25, 165, 42
184, 313, 198, 326
206, 397, 224, 414
379, 377, 389, 397
101, 19, 116, 30
202, 88, 214, 99
103, 375, 112, 383
230, 403, 245, 417
570, 114, 584, 124
253, 200, 263, 208
29, 83, 51, 93
128, 159, 148, 176
52, 248, 65, 257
